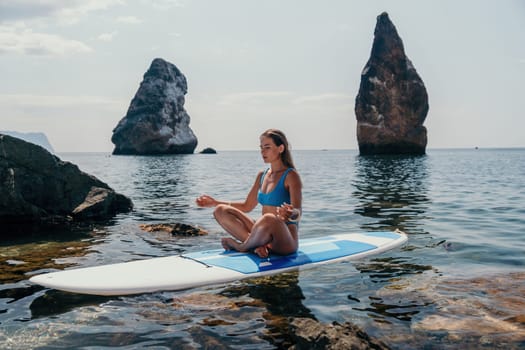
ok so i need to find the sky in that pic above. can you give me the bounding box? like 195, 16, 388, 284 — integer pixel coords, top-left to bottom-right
1, 0, 524, 152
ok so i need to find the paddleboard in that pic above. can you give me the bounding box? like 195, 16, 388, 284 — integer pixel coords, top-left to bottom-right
29, 230, 407, 296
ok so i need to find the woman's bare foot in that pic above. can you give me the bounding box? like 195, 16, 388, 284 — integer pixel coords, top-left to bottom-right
221, 237, 239, 251
254, 245, 269, 258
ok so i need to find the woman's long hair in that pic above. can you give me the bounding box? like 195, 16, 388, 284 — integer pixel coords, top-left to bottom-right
261, 129, 295, 169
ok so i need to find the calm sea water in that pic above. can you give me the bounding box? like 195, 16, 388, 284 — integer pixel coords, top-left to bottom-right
1, 149, 524, 349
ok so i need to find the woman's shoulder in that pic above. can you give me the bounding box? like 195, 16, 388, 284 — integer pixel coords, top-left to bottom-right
255, 169, 267, 182
285, 168, 302, 183
287, 167, 300, 175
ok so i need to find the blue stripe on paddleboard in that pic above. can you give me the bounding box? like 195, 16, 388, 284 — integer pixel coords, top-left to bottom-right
364, 231, 401, 239
184, 240, 377, 274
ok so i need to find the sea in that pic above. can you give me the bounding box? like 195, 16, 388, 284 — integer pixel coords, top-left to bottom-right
0, 148, 524, 349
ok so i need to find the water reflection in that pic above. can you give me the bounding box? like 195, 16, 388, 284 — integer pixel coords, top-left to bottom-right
221, 272, 314, 319
352, 155, 430, 234
118, 155, 195, 221
30, 290, 112, 319
351, 256, 435, 323
219, 272, 315, 348
351, 155, 435, 324
355, 256, 433, 283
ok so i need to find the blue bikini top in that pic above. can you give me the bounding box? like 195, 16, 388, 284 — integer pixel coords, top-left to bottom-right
257, 168, 293, 207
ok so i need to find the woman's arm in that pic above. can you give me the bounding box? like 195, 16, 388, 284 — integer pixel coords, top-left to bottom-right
287, 170, 302, 212
277, 170, 302, 222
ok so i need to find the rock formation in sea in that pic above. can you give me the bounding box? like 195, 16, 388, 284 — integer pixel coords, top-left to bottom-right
111, 58, 198, 155
200, 147, 217, 154
0, 133, 133, 225
355, 12, 429, 155
0, 131, 55, 153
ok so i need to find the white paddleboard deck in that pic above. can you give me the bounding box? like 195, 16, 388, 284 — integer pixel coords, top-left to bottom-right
30, 231, 407, 296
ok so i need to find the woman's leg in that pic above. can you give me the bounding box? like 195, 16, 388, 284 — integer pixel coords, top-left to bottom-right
222, 213, 298, 255
213, 204, 254, 242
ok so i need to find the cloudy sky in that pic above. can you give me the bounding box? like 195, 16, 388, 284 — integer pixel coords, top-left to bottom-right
1, 0, 524, 152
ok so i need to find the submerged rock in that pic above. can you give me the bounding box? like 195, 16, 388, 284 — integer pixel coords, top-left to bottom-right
0, 236, 94, 284
289, 318, 390, 350
139, 223, 208, 236
111, 58, 198, 155
413, 272, 525, 337
355, 12, 428, 155
0, 134, 133, 225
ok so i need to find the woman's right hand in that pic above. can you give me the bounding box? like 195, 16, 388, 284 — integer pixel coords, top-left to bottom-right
277, 203, 299, 222
196, 194, 216, 207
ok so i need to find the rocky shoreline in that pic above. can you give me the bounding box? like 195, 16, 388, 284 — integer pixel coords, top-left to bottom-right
0, 134, 132, 227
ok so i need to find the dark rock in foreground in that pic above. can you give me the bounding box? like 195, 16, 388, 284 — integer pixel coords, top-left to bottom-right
111, 58, 198, 155
0, 134, 133, 226
288, 318, 390, 350
355, 12, 428, 155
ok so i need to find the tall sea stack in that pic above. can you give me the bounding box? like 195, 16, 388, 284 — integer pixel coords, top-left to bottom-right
112, 58, 198, 155
355, 12, 428, 155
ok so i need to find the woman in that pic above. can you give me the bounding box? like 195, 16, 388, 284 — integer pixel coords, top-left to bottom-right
196, 129, 302, 258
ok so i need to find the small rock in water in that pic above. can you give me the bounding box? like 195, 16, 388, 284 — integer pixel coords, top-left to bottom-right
200, 147, 217, 154
139, 223, 208, 236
